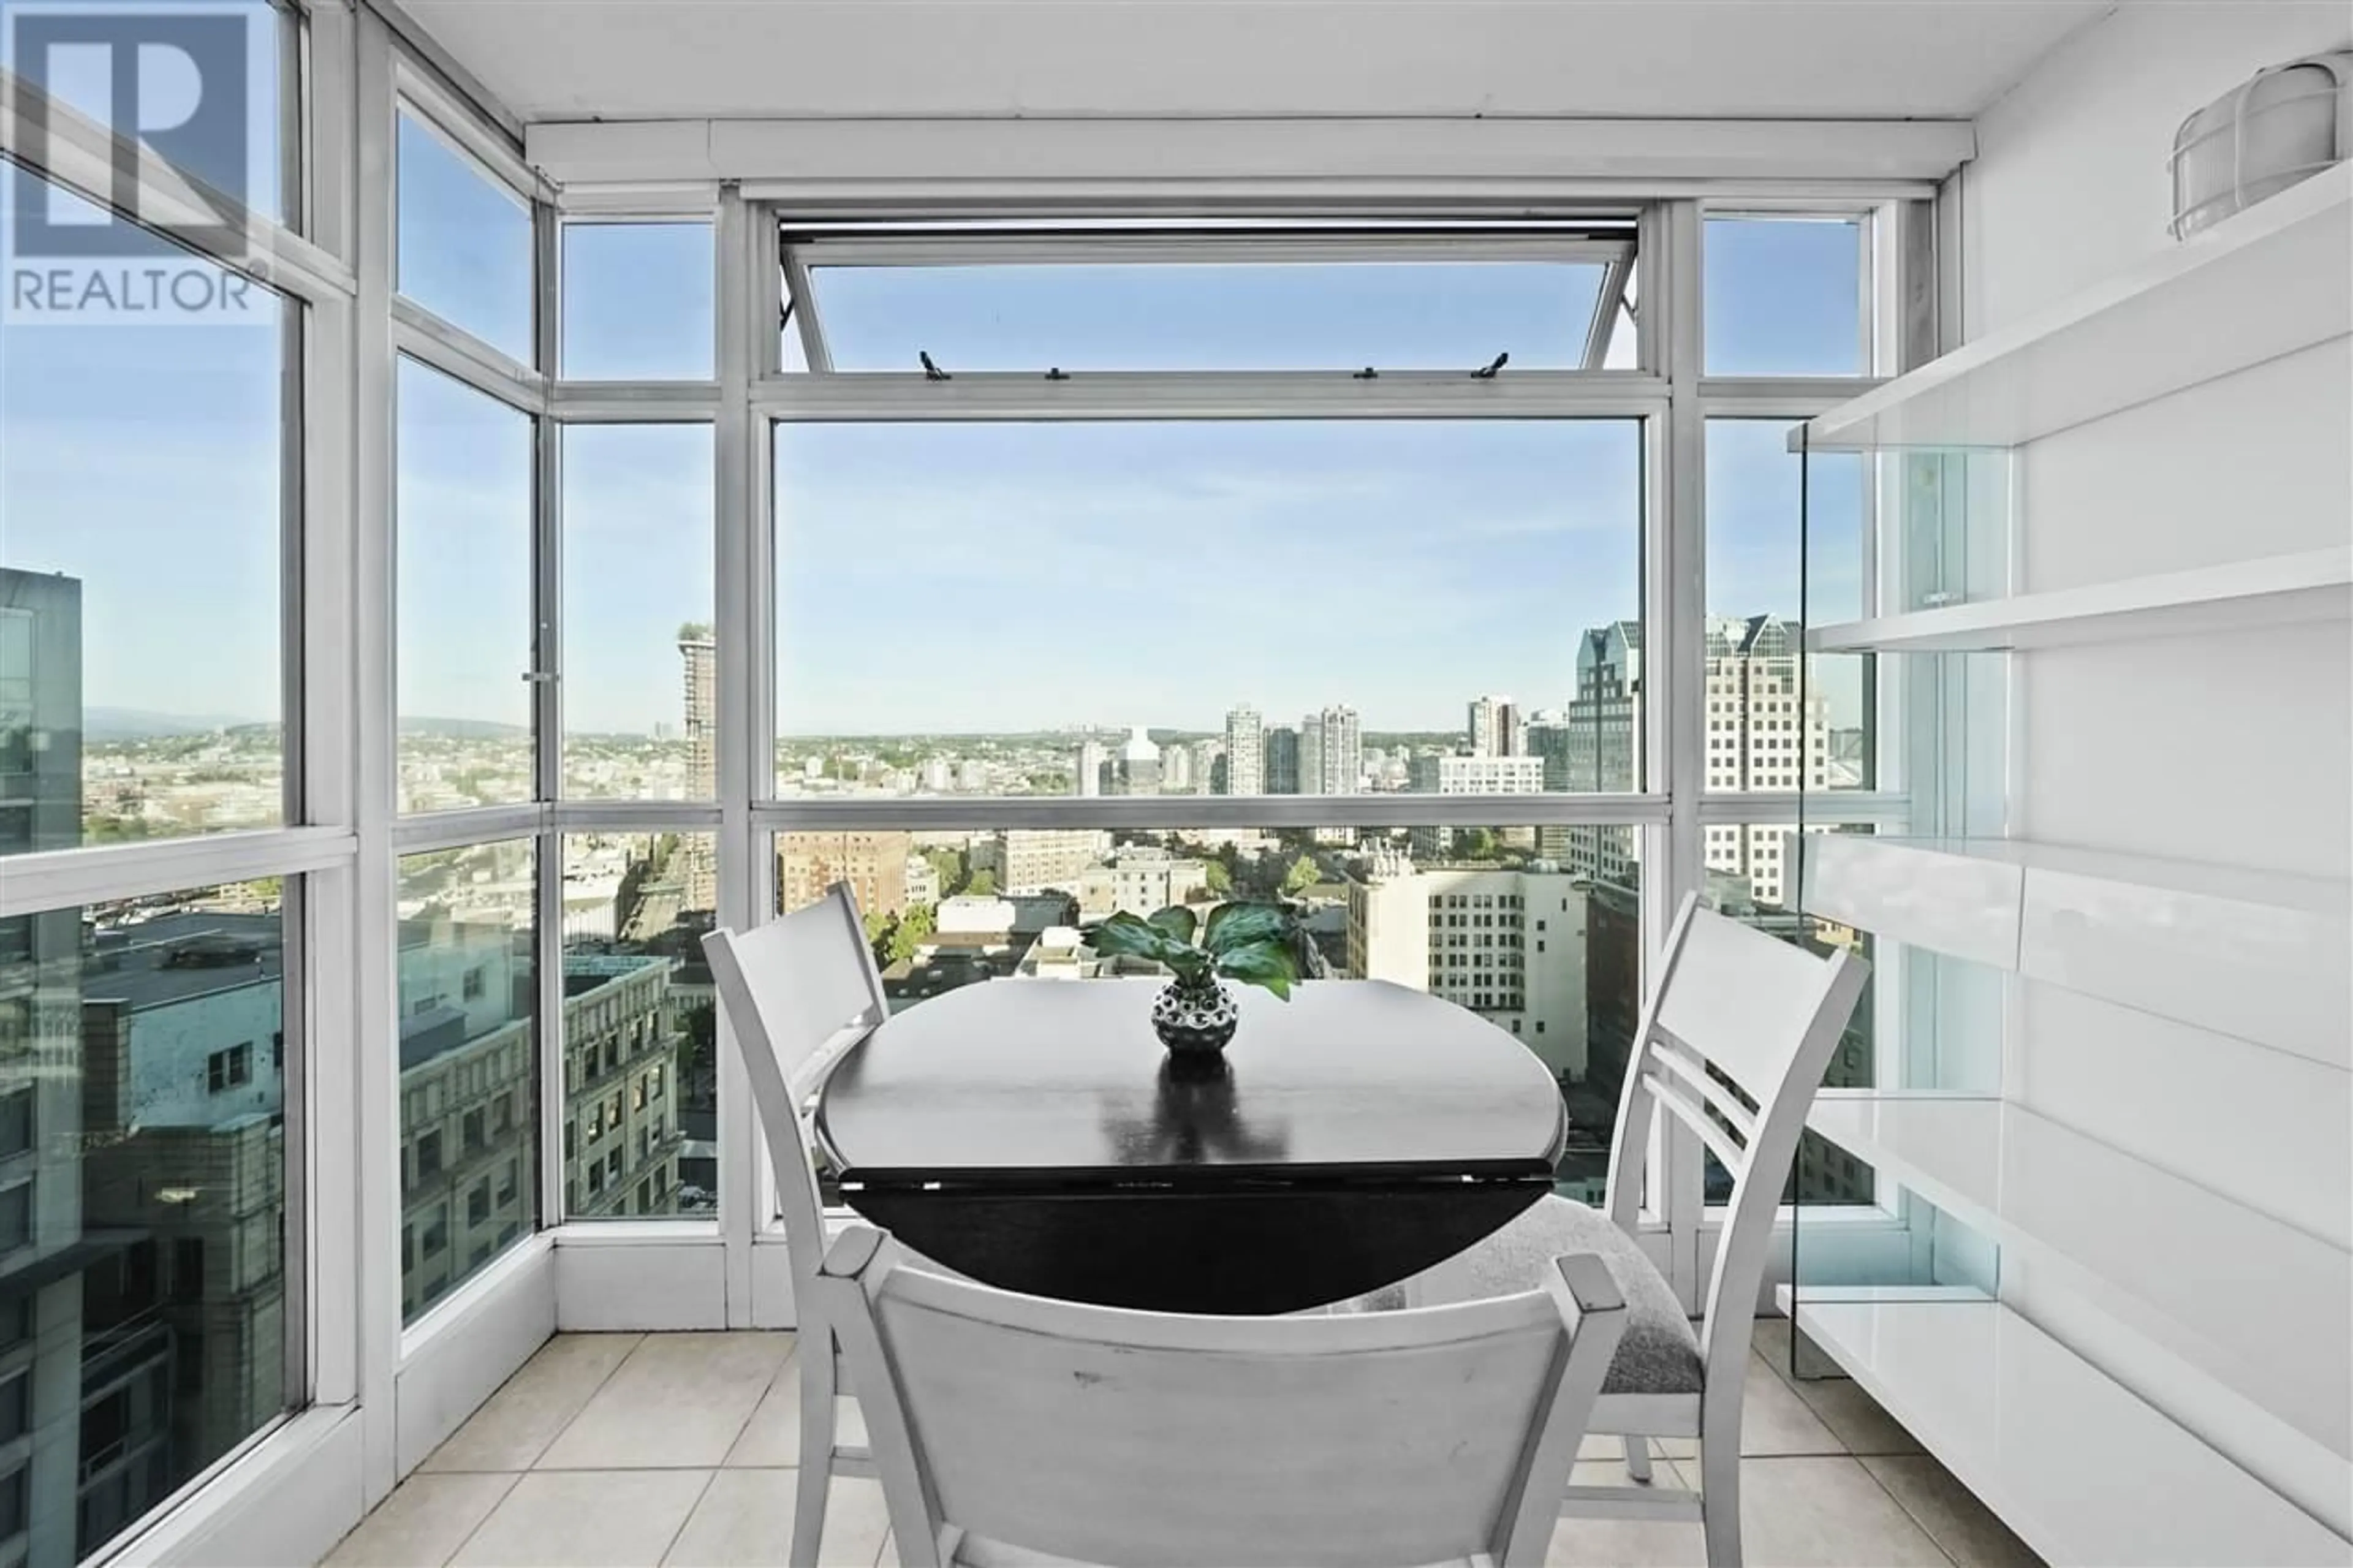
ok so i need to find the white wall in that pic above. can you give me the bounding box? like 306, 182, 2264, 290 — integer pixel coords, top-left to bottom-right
1961, 1, 2352, 336
1961, 1, 2353, 1542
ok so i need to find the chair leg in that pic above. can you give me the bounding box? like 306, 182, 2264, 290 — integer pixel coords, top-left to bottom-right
1698, 1430, 1742, 1568
1623, 1436, 1654, 1483
791, 1330, 837, 1568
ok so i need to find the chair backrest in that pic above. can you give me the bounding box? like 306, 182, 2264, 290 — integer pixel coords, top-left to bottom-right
816, 1225, 1628, 1568
1602, 892, 1870, 1380
701, 883, 887, 1295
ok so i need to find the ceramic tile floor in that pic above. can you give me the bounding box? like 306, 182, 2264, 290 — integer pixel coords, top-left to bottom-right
325, 1320, 2045, 1567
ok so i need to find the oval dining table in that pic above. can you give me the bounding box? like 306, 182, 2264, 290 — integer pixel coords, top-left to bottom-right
814, 975, 1566, 1314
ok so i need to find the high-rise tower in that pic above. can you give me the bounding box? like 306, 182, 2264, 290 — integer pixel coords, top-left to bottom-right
1467, 694, 1521, 758
677, 625, 717, 910
1300, 705, 1362, 795
1222, 705, 1265, 796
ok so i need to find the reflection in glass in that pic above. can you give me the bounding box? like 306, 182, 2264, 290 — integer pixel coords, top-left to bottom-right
1705, 420, 1873, 793
1702, 824, 1875, 1205
803, 261, 1607, 373
1703, 216, 1869, 377
398, 842, 537, 1322
0, 172, 290, 854
3, 2, 288, 224
0, 882, 291, 1563
396, 359, 535, 811
773, 421, 1642, 798
561, 426, 715, 800
561, 835, 717, 1217
777, 822, 1642, 1202
395, 113, 534, 363
562, 224, 714, 381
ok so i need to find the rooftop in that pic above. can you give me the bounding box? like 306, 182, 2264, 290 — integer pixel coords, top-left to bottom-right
82, 911, 286, 1011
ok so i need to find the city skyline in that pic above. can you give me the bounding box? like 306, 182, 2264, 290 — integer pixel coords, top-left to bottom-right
5, 201, 1867, 736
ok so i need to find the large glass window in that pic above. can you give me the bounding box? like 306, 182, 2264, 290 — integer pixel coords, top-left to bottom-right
395, 112, 533, 363
775, 820, 1639, 1201
395, 359, 535, 811
771, 421, 1643, 798
561, 425, 714, 800
795, 257, 1613, 373
561, 833, 715, 1218
2, 1, 292, 226
1703, 215, 1870, 377
562, 224, 714, 381
1701, 822, 1877, 1205
1, 181, 291, 854
0, 881, 292, 1563
1704, 420, 1871, 793
398, 841, 538, 1321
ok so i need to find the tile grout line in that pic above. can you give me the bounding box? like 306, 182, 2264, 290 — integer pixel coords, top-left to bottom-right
1764, 1341, 1940, 1467
390, 1335, 642, 1562
714, 1332, 801, 1469
1851, 1453, 1965, 1568
654, 1468, 724, 1568
1691, 1452, 1969, 1568
528, 1330, 798, 1472
523, 1331, 653, 1471
1749, 1347, 1854, 1460
432, 1470, 525, 1568
653, 1335, 798, 1565
504, 1461, 754, 1472
1844, 1450, 1995, 1563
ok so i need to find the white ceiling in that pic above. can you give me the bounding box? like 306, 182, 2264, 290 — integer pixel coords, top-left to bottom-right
399, 0, 2112, 125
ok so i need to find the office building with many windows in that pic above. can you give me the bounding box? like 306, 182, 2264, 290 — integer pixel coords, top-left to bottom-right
1466, 695, 1521, 759
1264, 725, 1302, 795
1298, 706, 1362, 797
1343, 846, 1590, 1083
1221, 706, 1264, 797
1409, 753, 1546, 796
999, 828, 1113, 895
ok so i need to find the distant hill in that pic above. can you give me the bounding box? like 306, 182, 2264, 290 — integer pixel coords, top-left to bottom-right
396, 717, 532, 741
86, 707, 266, 741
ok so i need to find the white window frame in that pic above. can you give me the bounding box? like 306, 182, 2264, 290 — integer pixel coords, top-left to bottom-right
1690, 199, 1941, 1300
2, 8, 1953, 1553
540, 191, 1933, 1324
0, 3, 355, 1557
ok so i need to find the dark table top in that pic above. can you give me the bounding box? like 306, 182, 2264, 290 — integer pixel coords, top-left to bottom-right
815, 977, 1567, 1191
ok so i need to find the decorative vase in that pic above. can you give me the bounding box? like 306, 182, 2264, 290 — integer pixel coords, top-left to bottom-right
1151, 974, 1239, 1058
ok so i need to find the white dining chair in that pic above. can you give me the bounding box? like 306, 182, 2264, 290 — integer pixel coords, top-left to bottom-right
702, 881, 899, 1568
814, 1222, 1630, 1568
1350, 892, 1870, 1568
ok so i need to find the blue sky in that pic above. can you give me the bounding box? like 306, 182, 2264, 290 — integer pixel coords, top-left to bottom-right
2, 129, 1868, 738
809, 259, 1603, 374
776, 418, 1642, 734
1, 185, 285, 725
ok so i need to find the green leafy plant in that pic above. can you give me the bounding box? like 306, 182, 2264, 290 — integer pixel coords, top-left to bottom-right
1083, 901, 1300, 1000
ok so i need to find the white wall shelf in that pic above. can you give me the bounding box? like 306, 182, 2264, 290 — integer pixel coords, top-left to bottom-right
1791, 161, 2352, 452
1798, 833, 2351, 1067
1807, 547, 2352, 655
1773, 1292, 2353, 1567
1799, 833, 2026, 969
1806, 1093, 2352, 1458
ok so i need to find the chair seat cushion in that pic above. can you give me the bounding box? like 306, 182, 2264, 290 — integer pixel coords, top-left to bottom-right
1349, 1196, 1702, 1396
